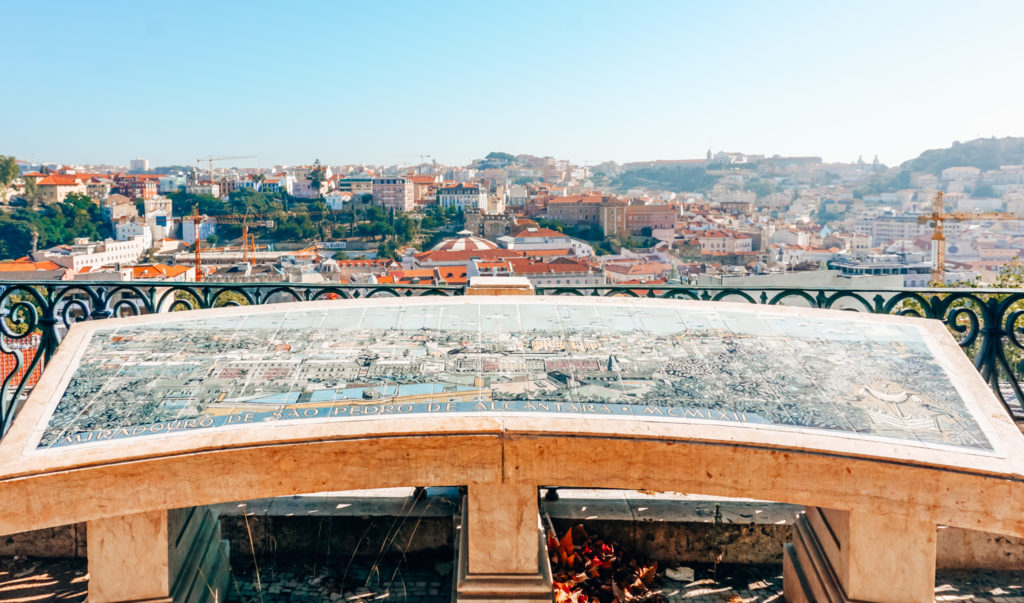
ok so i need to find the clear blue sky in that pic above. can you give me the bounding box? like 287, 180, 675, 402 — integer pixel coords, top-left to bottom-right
4, 1, 1023, 169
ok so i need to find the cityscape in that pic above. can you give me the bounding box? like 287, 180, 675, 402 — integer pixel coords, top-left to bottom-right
3, 2, 1024, 600
40, 300, 990, 452
3, 137, 1024, 293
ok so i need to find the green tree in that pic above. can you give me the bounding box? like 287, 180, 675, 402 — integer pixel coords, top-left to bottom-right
0, 155, 18, 204
537, 218, 565, 232
306, 159, 327, 199
377, 238, 399, 260
0, 219, 34, 258
394, 214, 419, 244
22, 178, 40, 208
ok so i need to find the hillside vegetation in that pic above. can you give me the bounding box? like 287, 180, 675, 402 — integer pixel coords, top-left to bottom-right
611, 166, 717, 193
901, 137, 1024, 174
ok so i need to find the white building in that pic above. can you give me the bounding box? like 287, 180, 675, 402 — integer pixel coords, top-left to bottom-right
130, 158, 149, 172
497, 227, 573, 251
697, 230, 754, 253
56, 237, 149, 272
854, 212, 928, 246
437, 184, 487, 211
261, 175, 294, 195
182, 217, 217, 245
956, 197, 1005, 212
158, 174, 186, 194
114, 218, 154, 249
941, 166, 982, 182
508, 184, 529, 207
324, 191, 353, 211
186, 182, 221, 198
770, 228, 811, 247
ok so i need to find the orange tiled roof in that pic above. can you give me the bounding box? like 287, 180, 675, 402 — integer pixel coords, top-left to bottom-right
507, 258, 592, 275
0, 260, 63, 272
37, 175, 83, 186
129, 264, 191, 279
547, 194, 603, 205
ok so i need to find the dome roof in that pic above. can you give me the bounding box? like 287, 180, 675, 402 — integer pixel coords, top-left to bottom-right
431, 232, 499, 252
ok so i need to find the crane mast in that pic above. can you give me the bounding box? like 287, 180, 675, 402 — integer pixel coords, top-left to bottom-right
930, 192, 945, 286
186, 210, 276, 275
193, 206, 202, 282
918, 192, 1017, 286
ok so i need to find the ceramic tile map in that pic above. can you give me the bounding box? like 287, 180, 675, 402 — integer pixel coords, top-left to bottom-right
38, 300, 992, 451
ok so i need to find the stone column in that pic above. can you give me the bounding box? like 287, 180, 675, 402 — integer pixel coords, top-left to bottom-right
785, 506, 936, 603
845, 510, 936, 602
88, 510, 171, 603
456, 483, 551, 601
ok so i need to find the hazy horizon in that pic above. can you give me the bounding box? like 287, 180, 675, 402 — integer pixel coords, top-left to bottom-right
4, 1, 1023, 169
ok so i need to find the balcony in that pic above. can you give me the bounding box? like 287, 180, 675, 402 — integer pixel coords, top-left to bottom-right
2, 281, 1024, 601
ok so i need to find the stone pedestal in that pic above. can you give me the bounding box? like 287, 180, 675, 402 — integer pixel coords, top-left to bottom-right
87, 507, 230, 603
465, 276, 535, 296
784, 507, 936, 603
88, 510, 172, 602
456, 483, 552, 601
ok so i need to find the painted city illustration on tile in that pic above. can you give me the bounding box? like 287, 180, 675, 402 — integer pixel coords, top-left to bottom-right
38, 301, 992, 451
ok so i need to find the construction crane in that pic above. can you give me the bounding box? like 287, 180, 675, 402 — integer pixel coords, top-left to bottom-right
189, 209, 276, 280
185, 206, 342, 280
195, 155, 257, 184
917, 192, 1017, 285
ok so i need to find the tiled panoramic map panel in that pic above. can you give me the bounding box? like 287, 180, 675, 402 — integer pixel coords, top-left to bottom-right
39, 301, 992, 451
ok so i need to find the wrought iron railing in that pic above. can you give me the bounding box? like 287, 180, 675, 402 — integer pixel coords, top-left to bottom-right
3, 280, 1024, 436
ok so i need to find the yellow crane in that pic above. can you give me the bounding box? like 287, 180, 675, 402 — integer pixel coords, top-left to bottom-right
189, 209, 276, 280
917, 192, 1017, 285
195, 155, 257, 184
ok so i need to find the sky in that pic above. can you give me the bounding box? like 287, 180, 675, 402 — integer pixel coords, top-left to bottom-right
4, 1, 1024, 169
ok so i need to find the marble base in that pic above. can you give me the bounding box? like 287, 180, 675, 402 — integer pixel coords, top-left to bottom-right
169, 507, 231, 603
784, 514, 857, 602
455, 496, 552, 601
87, 507, 230, 603
783, 507, 936, 603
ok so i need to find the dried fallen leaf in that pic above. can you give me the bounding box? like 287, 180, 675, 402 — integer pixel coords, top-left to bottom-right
550, 522, 664, 603
560, 527, 575, 555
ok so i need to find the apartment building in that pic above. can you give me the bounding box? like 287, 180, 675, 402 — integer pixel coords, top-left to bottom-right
372, 177, 415, 211
114, 175, 158, 200
854, 212, 928, 246
546, 194, 603, 226
410, 175, 440, 206
101, 194, 138, 222
696, 230, 753, 253
37, 236, 149, 272
36, 174, 87, 204
437, 183, 487, 212
624, 205, 676, 235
